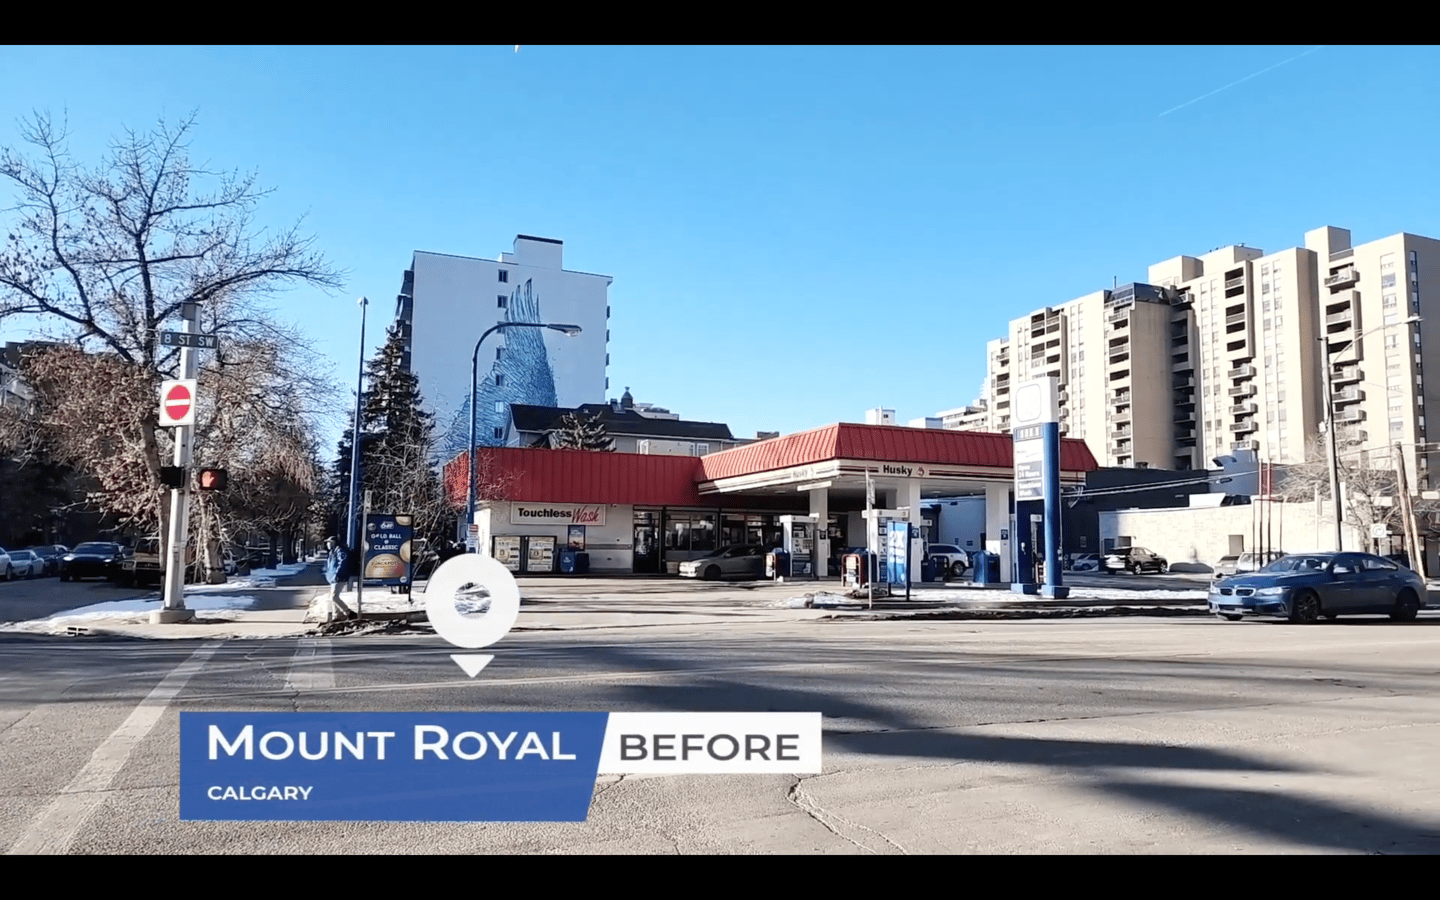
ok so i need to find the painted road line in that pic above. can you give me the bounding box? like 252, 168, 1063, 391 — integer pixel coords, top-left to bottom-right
5, 641, 224, 856
285, 637, 334, 693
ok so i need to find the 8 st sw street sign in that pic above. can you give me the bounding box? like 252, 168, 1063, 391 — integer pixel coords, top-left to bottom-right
159, 379, 197, 427
160, 330, 219, 350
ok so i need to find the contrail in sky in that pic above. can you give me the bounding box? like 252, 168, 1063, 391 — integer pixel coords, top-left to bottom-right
1160, 46, 1325, 117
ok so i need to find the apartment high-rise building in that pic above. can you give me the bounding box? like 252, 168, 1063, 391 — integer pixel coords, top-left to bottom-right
394, 235, 612, 460
960, 226, 1440, 483
1301, 227, 1440, 491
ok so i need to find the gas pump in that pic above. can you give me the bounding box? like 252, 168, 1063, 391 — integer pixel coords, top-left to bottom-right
780, 515, 819, 580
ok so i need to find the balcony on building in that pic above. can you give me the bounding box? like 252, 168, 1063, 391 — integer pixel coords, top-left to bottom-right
1324, 267, 1359, 289
1112, 405, 1133, 423
1224, 268, 1246, 298
1110, 368, 1131, 383
1340, 407, 1366, 424
1333, 386, 1365, 406
1225, 308, 1248, 327
1228, 383, 1256, 398
1229, 401, 1257, 416
1173, 375, 1195, 390
1229, 363, 1256, 380
1173, 406, 1196, 424
1231, 420, 1259, 434
1232, 439, 1260, 452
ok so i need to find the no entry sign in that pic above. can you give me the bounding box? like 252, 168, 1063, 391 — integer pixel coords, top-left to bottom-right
159, 379, 197, 427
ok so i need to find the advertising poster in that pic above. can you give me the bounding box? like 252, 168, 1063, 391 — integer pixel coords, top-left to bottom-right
886, 521, 910, 584
493, 535, 522, 572
567, 525, 586, 550
363, 514, 413, 585
527, 536, 556, 573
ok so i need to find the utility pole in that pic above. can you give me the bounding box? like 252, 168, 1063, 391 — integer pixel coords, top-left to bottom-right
155, 302, 199, 624
1320, 340, 1344, 551
1394, 442, 1426, 578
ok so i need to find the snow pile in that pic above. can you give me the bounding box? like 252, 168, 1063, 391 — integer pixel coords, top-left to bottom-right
0, 594, 262, 633
766, 592, 858, 609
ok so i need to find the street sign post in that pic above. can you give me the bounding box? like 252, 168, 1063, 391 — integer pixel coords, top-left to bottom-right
160, 331, 219, 350
159, 379, 197, 428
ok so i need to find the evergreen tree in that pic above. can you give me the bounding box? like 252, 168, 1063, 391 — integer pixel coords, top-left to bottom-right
548, 410, 615, 451
327, 325, 451, 546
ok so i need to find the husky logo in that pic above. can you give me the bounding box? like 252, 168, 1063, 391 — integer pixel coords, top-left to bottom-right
881, 464, 914, 477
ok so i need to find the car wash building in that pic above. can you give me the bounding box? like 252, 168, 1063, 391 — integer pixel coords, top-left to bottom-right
443, 422, 1098, 578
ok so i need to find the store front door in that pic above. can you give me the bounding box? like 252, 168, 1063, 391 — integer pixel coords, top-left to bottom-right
633, 510, 660, 574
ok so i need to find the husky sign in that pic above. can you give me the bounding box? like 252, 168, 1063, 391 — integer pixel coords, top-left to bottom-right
1011, 377, 1067, 598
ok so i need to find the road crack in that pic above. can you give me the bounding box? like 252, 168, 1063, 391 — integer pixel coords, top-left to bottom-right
786, 774, 909, 855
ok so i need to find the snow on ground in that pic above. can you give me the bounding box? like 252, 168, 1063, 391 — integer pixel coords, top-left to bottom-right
0, 594, 262, 633
191, 562, 309, 591
766, 585, 1208, 609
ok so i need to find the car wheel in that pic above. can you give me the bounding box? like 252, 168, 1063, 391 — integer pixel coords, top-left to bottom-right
704, 565, 721, 581
1221, 614, 1242, 622
1157, 562, 1168, 574
4, 566, 11, 581
1288, 590, 1321, 624
1129, 562, 1139, 575
950, 561, 966, 577
1390, 589, 1420, 623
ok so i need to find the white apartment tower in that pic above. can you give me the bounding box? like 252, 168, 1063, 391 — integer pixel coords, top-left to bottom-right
963, 225, 1440, 483
394, 235, 613, 460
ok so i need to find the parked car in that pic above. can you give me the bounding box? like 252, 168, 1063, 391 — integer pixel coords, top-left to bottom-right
0, 547, 13, 581
5, 550, 44, 579
1213, 551, 1286, 583
26, 545, 69, 576
58, 542, 127, 581
1067, 553, 1100, 572
1208, 551, 1427, 623
1103, 546, 1169, 574
679, 544, 769, 580
927, 544, 970, 578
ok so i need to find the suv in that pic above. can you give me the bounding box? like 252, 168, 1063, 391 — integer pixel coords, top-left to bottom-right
1103, 546, 1168, 574
926, 544, 970, 578
119, 537, 198, 587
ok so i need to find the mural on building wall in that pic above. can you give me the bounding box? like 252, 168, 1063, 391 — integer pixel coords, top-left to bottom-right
442, 278, 559, 458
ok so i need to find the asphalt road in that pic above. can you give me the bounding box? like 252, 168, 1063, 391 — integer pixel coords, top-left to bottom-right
4, 607, 1440, 854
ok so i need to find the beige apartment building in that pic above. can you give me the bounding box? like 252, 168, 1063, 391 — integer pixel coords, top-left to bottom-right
964, 225, 1440, 488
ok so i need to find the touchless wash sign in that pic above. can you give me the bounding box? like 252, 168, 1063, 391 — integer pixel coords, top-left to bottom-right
180, 712, 822, 821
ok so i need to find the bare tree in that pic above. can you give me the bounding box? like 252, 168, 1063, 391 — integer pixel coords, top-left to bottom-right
0, 110, 344, 565
1278, 429, 1411, 544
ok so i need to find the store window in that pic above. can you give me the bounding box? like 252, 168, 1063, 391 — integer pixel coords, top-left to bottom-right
665, 512, 717, 553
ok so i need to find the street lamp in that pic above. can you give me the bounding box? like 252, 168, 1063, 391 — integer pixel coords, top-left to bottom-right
346, 297, 369, 551
1319, 314, 1421, 550
466, 322, 583, 538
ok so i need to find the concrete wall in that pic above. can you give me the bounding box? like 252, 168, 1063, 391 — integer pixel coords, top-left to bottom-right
929, 496, 985, 551
1099, 501, 1364, 572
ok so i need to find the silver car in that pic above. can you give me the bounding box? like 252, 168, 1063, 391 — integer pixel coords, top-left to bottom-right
4, 550, 44, 579
679, 544, 769, 580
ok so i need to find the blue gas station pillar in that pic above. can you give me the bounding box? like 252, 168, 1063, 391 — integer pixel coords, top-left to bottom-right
1039, 420, 1068, 598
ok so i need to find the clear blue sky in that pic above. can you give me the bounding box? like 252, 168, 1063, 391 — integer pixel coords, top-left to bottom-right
4, 46, 1439, 455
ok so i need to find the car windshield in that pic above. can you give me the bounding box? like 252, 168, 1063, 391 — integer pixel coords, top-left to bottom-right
1260, 555, 1328, 573
74, 543, 116, 553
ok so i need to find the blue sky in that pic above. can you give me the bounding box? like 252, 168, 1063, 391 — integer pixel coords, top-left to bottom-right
3, 45, 1439, 456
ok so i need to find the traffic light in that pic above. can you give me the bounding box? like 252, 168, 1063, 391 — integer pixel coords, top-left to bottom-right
197, 468, 228, 491
159, 466, 185, 488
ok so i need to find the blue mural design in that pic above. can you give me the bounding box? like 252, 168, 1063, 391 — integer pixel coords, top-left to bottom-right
442, 278, 560, 458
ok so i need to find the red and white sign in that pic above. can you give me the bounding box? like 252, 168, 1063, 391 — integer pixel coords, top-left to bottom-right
159, 379, 197, 427
510, 503, 606, 526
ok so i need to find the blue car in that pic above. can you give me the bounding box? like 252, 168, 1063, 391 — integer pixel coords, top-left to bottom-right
1208, 551, 1428, 623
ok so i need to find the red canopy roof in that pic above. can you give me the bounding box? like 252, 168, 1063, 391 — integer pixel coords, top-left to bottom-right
697, 423, 1098, 482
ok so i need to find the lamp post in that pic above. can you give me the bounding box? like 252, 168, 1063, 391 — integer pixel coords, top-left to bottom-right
346, 297, 368, 551
466, 322, 583, 539
1318, 314, 1421, 551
